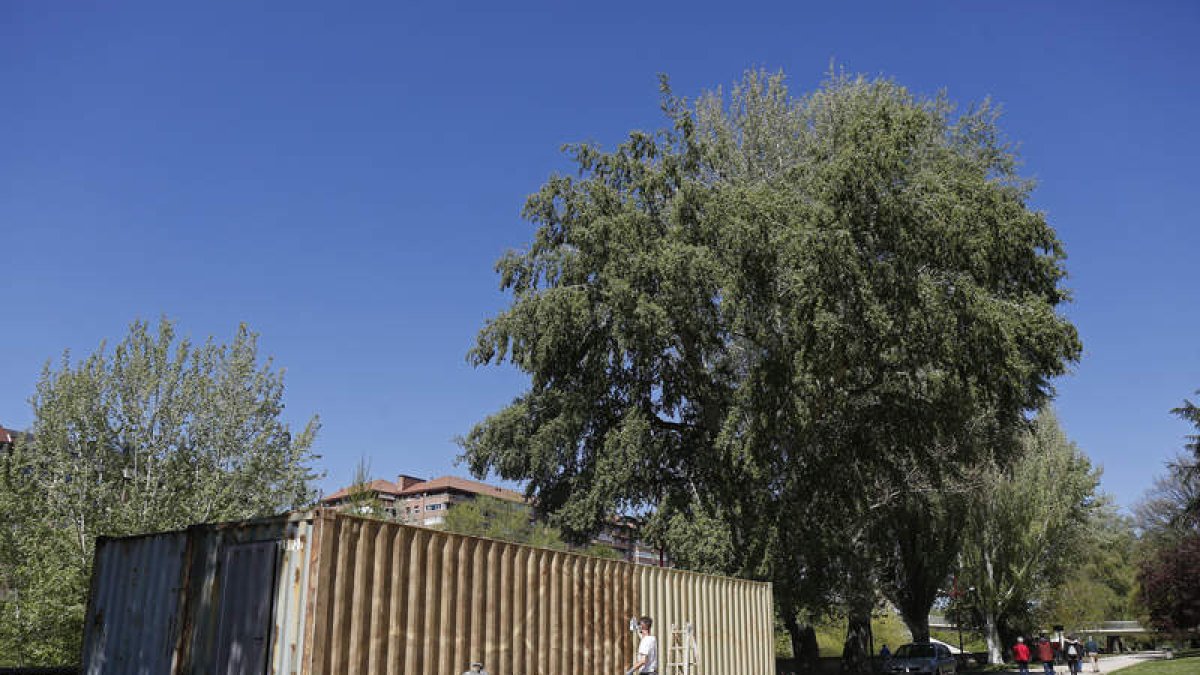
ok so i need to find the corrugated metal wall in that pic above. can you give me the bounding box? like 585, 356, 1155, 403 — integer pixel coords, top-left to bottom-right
174, 513, 313, 675
82, 531, 189, 675
304, 512, 639, 675
638, 565, 774, 675
82, 513, 313, 675
83, 510, 774, 674
303, 510, 774, 675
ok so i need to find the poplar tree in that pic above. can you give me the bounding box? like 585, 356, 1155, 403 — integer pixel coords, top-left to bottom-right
0, 318, 319, 666
958, 410, 1100, 664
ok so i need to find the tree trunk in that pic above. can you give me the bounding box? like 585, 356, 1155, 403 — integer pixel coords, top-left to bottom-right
842, 608, 873, 674
802, 625, 819, 666
983, 610, 1003, 665
784, 612, 804, 662
900, 607, 931, 643
784, 612, 820, 671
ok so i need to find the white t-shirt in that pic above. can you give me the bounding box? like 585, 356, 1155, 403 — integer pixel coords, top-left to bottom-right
638, 634, 659, 672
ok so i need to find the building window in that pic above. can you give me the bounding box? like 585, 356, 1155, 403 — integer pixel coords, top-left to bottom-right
426, 504, 443, 511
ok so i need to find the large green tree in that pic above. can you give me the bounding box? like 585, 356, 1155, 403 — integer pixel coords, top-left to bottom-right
461, 69, 1080, 669
0, 318, 320, 666
1169, 392, 1200, 518
958, 410, 1100, 664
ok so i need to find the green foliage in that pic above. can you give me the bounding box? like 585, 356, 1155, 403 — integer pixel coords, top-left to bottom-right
1041, 506, 1138, 627
0, 318, 320, 666
1135, 453, 1199, 548
342, 458, 393, 520
874, 489, 968, 642
1168, 391, 1200, 520
438, 496, 620, 559
461, 67, 1079, 669
1132, 392, 1200, 640
958, 409, 1101, 662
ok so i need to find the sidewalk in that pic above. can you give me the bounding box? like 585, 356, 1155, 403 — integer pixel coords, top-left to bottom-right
990, 651, 1167, 674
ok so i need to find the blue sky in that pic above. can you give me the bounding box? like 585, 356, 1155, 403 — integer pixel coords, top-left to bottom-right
2, 1, 1197, 511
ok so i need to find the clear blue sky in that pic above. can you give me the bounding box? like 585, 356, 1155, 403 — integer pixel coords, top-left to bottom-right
2, 1, 1197, 511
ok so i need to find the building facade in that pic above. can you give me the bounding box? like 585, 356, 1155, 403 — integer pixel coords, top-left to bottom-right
320, 472, 666, 565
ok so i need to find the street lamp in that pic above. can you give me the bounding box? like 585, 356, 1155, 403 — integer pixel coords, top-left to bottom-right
951, 584, 975, 660
962, 587, 976, 657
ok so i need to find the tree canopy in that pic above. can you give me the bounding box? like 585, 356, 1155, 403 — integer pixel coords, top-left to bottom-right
0, 318, 320, 666
1133, 392, 1200, 640
461, 68, 1081, 664
1170, 392, 1200, 518
440, 495, 620, 559
958, 409, 1100, 663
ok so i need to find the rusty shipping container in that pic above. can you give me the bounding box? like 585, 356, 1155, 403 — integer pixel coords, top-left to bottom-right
82, 509, 774, 674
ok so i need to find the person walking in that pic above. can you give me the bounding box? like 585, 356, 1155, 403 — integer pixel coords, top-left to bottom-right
1084, 636, 1100, 673
1013, 636, 1031, 675
1036, 635, 1056, 675
627, 616, 658, 675
1065, 636, 1083, 675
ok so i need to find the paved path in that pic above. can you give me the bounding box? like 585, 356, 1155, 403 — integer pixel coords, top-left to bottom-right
991, 651, 1168, 674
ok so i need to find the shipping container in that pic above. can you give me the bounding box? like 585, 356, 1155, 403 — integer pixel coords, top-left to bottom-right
82, 509, 774, 674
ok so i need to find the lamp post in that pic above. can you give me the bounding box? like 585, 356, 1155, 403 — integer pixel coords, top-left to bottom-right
949, 577, 965, 655
963, 587, 976, 658
950, 581, 976, 663
957, 612, 964, 656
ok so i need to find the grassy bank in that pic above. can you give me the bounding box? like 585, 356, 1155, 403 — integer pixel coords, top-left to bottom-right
776, 611, 988, 657
1111, 653, 1199, 675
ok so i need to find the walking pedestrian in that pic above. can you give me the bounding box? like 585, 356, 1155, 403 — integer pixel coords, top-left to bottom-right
1065, 636, 1083, 675
1036, 635, 1056, 675
1084, 636, 1100, 673
1013, 636, 1031, 675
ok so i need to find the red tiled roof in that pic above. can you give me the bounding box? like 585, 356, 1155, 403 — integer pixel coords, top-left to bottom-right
400, 476, 527, 504
320, 474, 527, 505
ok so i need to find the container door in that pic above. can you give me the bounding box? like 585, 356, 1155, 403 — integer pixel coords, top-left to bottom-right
214, 541, 278, 675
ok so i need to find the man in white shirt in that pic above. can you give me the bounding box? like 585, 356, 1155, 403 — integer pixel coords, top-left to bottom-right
628, 616, 658, 675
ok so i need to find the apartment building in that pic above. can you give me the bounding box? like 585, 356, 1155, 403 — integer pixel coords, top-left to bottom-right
321, 472, 667, 566
320, 474, 524, 526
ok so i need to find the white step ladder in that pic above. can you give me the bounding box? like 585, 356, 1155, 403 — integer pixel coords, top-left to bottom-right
666, 622, 699, 675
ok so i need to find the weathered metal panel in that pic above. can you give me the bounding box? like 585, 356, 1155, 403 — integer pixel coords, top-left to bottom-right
81, 531, 189, 675
81, 512, 313, 675
306, 512, 641, 675
305, 510, 773, 675
84, 509, 772, 674
272, 516, 313, 675
176, 513, 311, 675
214, 541, 277, 673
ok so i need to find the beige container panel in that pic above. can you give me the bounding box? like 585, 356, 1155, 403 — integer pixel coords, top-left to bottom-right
636, 564, 774, 675
306, 512, 642, 675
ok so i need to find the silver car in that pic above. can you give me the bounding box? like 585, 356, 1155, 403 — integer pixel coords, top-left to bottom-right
885, 642, 957, 675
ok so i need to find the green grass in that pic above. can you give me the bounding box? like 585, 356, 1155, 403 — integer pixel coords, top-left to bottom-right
1109, 654, 1200, 675
774, 610, 990, 657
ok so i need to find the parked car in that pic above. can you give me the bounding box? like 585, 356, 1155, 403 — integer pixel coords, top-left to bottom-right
884, 641, 957, 675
